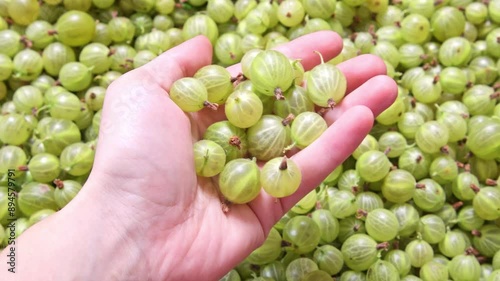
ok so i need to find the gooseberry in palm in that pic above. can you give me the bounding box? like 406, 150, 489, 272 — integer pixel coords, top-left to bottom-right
307, 54, 347, 108
215, 33, 243, 66
261, 156, 301, 198
169, 77, 218, 112
290, 112, 327, 149
249, 50, 295, 100
203, 121, 247, 162
192, 140, 226, 178
193, 65, 233, 105
225, 90, 263, 129
273, 85, 314, 119
218, 158, 260, 204
247, 114, 291, 161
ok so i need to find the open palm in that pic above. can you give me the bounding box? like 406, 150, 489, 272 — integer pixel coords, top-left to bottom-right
9, 31, 397, 281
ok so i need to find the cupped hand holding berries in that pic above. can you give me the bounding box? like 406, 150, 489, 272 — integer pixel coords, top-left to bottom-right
1, 31, 397, 281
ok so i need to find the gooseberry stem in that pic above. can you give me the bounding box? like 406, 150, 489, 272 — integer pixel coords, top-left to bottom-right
470, 183, 481, 193
440, 145, 450, 154
228, 136, 241, 149
221, 198, 230, 213
485, 178, 497, 186
281, 113, 295, 126
477, 256, 488, 264
452, 201, 463, 210
355, 209, 368, 219
203, 100, 219, 111
279, 156, 288, 170
327, 98, 336, 109
274, 87, 285, 100
313, 50, 325, 64
376, 242, 390, 251
466, 247, 480, 256
53, 179, 64, 189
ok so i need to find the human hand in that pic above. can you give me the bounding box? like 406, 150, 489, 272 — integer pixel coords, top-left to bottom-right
1, 31, 397, 281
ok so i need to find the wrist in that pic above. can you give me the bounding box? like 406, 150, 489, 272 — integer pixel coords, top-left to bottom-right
0, 178, 150, 281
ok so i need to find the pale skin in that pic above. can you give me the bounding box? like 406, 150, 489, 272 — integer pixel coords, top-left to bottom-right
0, 31, 397, 281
